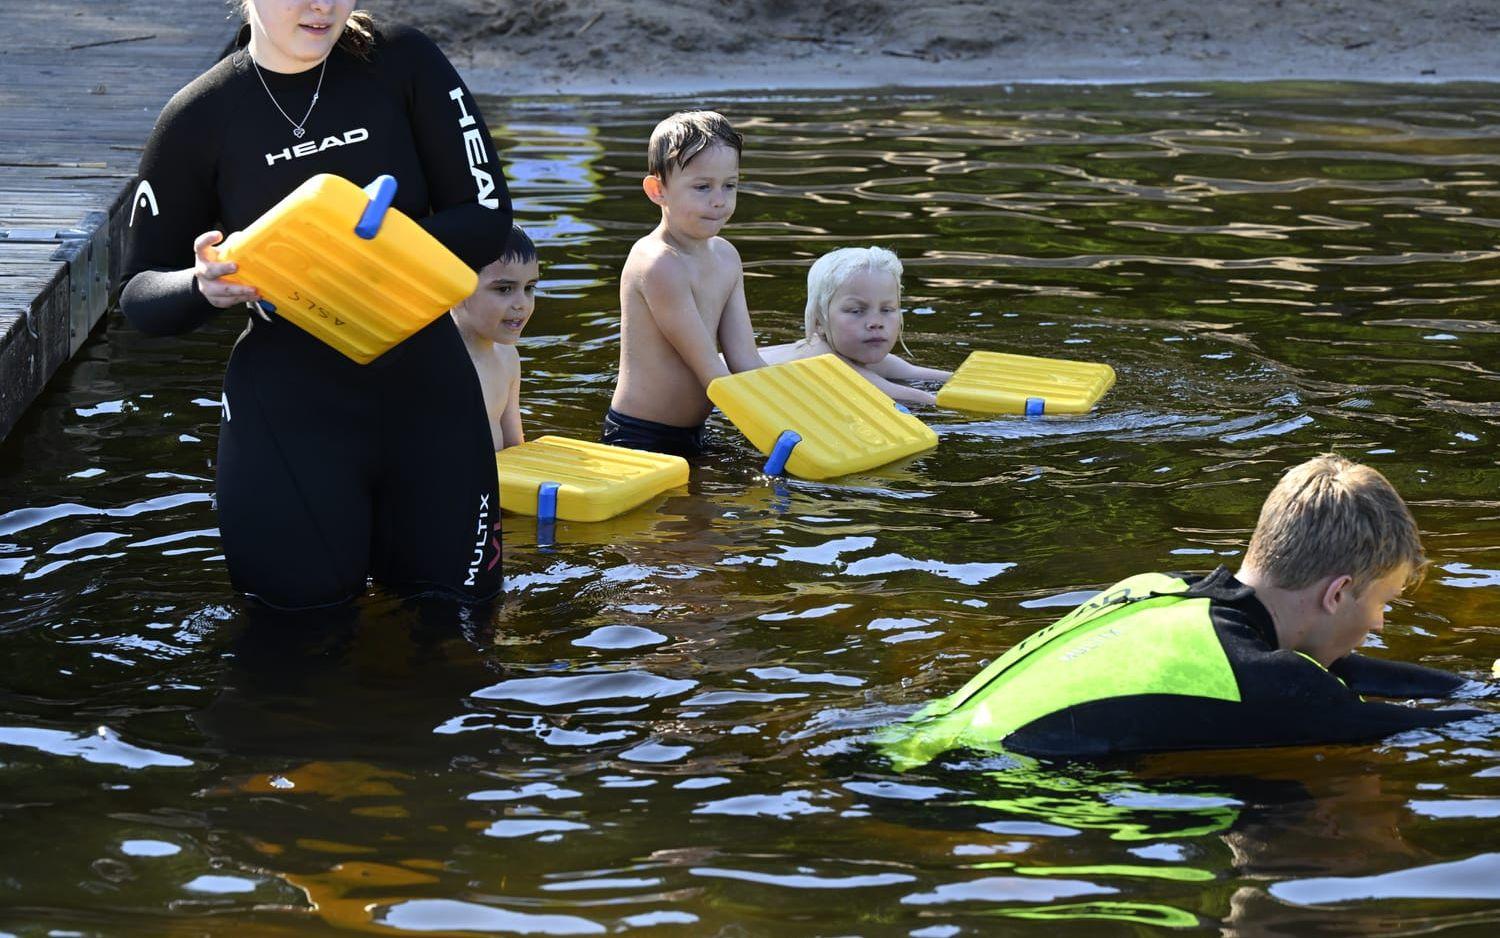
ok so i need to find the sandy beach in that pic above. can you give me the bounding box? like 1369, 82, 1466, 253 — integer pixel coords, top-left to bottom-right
366, 0, 1500, 95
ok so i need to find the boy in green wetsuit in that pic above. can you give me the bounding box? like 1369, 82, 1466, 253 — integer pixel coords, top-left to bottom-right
880, 455, 1491, 766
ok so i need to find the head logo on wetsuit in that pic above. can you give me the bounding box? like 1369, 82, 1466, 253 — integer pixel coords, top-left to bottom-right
448, 87, 500, 210
264, 128, 370, 166
128, 180, 159, 227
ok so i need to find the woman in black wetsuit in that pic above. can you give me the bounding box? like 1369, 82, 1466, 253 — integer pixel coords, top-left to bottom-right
120, 1, 511, 610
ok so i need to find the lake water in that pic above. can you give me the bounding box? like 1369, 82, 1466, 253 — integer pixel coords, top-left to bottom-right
1, 81, 1498, 935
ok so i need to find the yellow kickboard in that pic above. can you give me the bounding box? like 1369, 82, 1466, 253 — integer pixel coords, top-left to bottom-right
496, 436, 689, 523
936, 350, 1116, 415
707, 354, 938, 480
218, 174, 477, 364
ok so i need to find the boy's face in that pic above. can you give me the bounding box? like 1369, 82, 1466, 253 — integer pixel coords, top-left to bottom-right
1313, 564, 1412, 663
824, 269, 902, 366
648, 144, 739, 240
458, 256, 539, 345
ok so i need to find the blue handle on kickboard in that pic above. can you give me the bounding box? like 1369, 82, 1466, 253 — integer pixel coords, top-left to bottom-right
1025, 397, 1045, 418
537, 481, 560, 523
354, 175, 398, 240
764, 430, 802, 476
535, 480, 560, 549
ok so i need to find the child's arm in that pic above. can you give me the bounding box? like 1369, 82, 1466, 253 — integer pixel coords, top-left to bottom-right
867, 352, 953, 384
718, 268, 767, 374
499, 355, 524, 449
758, 341, 798, 365
853, 366, 937, 406
640, 254, 733, 386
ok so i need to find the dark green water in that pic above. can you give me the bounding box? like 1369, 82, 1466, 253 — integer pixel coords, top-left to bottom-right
2, 82, 1499, 935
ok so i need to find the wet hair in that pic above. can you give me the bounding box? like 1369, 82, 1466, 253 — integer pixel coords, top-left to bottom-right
647, 110, 743, 182
1244, 454, 1426, 593
496, 225, 536, 266
235, 2, 376, 60
803, 246, 905, 347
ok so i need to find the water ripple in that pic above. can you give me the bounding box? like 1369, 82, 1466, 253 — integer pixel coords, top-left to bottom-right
471, 671, 697, 706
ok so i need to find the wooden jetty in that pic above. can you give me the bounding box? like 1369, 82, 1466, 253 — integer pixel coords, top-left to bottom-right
0, 0, 236, 441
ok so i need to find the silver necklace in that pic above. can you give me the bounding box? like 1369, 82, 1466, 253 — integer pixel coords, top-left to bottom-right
251, 55, 327, 139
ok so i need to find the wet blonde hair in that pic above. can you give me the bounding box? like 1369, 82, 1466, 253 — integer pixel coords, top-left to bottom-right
236, 2, 375, 59
647, 110, 743, 182
804, 246, 906, 348
1244, 454, 1426, 592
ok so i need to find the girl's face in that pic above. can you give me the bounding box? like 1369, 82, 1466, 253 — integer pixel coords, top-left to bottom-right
822, 269, 901, 366
246, 0, 353, 72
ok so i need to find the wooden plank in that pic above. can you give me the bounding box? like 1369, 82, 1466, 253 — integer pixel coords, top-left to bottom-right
0, 0, 237, 440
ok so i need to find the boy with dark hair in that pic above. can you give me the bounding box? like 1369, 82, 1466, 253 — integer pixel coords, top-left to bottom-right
453, 225, 539, 451
604, 110, 767, 458
881, 455, 1491, 767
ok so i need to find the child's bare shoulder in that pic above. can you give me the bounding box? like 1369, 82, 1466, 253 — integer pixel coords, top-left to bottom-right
763, 337, 823, 364
626, 238, 691, 288
472, 342, 511, 380
709, 236, 742, 267
625, 229, 674, 264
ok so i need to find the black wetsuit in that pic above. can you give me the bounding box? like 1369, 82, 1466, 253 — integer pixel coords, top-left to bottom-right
120, 25, 511, 609
880, 567, 1487, 765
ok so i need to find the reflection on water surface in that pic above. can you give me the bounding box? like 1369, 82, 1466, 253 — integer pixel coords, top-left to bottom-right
2, 81, 1499, 934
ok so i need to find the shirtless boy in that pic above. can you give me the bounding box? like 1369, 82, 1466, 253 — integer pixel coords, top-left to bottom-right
605, 110, 766, 458
452, 225, 539, 451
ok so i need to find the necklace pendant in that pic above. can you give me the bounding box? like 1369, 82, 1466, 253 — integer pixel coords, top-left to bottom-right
292, 126, 306, 139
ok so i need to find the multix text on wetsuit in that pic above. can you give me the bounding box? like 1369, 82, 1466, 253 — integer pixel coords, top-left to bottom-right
120, 15, 511, 609
879, 567, 1484, 766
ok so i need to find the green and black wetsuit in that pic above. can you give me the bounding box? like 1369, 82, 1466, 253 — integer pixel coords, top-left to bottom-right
880, 567, 1484, 767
